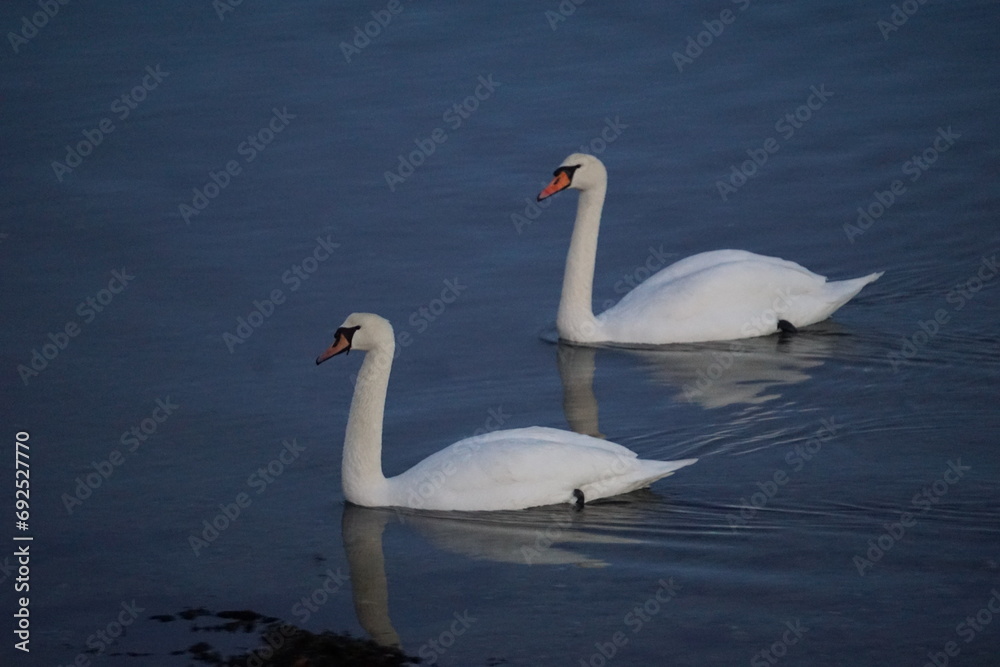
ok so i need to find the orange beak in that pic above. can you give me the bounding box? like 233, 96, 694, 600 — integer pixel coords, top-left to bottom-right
315, 332, 352, 365
537, 170, 572, 201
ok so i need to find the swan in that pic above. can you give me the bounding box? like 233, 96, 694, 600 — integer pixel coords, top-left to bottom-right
537, 153, 883, 345
315, 313, 697, 511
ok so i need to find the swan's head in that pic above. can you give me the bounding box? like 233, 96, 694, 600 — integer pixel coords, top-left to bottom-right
537, 153, 607, 201
315, 312, 394, 365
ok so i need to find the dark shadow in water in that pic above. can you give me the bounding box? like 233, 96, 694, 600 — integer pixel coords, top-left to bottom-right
103, 607, 418, 665
553, 324, 849, 415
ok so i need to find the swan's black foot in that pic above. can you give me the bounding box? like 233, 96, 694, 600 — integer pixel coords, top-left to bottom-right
777, 319, 798, 334
572, 489, 585, 510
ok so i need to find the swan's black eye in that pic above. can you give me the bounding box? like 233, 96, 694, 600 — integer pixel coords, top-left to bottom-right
553, 165, 581, 180
335, 325, 361, 350
330, 325, 360, 355
336, 325, 361, 340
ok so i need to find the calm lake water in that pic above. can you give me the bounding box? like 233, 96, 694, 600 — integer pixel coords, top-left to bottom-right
2, 1, 999, 665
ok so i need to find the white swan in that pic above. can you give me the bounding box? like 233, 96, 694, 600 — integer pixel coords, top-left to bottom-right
316, 313, 697, 511
537, 153, 883, 345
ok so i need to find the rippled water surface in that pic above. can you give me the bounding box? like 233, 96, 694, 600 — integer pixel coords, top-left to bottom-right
2, 1, 999, 665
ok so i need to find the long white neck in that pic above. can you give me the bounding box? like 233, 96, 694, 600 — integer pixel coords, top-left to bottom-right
557, 182, 606, 342
342, 346, 393, 506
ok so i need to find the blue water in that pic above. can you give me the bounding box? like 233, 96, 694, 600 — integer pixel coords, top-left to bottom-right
2, 1, 999, 665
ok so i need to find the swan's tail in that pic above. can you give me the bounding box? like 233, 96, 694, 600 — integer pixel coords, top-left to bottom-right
644, 457, 699, 481
790, 270, 882, 327
583, 458, 698, 502
824, 270, 883, 310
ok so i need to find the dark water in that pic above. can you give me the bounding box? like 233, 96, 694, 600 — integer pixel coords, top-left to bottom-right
3, 1, 999, 665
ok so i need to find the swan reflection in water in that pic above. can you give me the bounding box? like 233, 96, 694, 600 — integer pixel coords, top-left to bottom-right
341, 499, 667, 646
342, 504, 401, 647
556, 327, 839, 429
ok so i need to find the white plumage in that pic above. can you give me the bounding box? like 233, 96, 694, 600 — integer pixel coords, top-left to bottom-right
316, 313, 696, 511
538, 154, 883, 345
